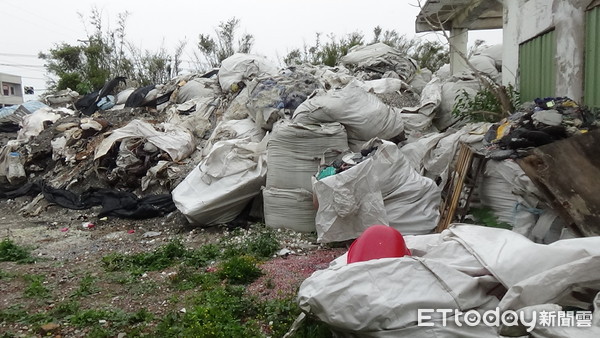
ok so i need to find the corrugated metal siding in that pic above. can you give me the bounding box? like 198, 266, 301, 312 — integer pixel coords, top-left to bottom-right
519, 31, 556, 102
585, 6, 600, 108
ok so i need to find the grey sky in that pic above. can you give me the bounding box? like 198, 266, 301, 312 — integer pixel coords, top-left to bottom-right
1, 0, 502, 99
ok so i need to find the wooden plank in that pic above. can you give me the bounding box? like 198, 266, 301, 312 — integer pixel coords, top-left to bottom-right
436, 143, 474, 232
517, 129, 600, 236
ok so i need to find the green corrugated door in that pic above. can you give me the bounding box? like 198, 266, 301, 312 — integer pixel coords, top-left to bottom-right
519, 30, 556, 102
585, 6, 600, 108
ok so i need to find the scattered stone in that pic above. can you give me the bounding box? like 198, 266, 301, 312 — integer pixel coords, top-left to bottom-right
277, 248, 292, 256
40, 323, 60, 335
142, 231, 162, 238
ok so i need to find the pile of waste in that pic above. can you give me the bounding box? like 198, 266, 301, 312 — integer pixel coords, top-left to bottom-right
0, 45, 443, 230
2, 42, 600, 336
485, 96, 599, 160
0, 42, 596, 242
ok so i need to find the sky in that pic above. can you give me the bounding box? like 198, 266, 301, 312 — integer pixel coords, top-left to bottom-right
1, 0, 502, 100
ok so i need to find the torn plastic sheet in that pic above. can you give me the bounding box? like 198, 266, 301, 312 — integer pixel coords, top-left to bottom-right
312, 66, 355, 90
218, 53, 278, 91
340, 42, 418, 82
172, 138, 268, 226
246, 69, 321, 130
176, 77, 219, 104
94, 119, 195, 162
16, 108, 65, 142
0, 181, 176, 219
297, 224, 600, 337
292, 81, 403, 146
313, 158, 388, 243
166, 97, 218, 139
141, 160, 180, 192
202, 117, 265, 156
479, 159, 542, 238
364, 139, 440, 235
357, 78, 407, 94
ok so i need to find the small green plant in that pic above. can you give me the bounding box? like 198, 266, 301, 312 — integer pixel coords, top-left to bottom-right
169, 266, 220, 291
23, 274, 50, 299
221, 224, 280, 259
69, 307, 153, 333
184, 243, 220, 267
469, 207, 512, 229
0, 269, 15, 280
218, 255, 262, 284
452, 84, 520, 123
0, 305, 52, 329
247, 227, 280, 258
0, 239, 34, 263
51, 300, 81, 319
72, 273, 99, 297
102, 239, 188, 275
155, 285, 261, 337
102, 240, 223, 276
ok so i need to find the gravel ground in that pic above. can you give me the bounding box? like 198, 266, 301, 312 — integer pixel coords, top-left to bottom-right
0, 192, 345, 337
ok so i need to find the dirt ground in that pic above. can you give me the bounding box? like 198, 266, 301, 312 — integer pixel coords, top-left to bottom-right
0, 192, 345, 337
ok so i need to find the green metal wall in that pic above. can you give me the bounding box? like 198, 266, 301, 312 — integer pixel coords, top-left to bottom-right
519, 30, 556, 102
585, 6, 600, 108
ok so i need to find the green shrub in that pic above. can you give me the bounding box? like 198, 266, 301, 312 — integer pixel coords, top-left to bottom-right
452, 84, 520, 123
0, 239, 34, 263
218, 255, 262, 284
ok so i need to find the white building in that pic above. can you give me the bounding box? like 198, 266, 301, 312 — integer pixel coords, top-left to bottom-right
416, 0, 600, 107
0, 72, 24, 108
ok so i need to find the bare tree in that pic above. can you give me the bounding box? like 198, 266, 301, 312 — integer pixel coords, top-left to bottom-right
193, 17, 254, 71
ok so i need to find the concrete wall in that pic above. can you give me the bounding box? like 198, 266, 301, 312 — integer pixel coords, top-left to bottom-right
502, 0, 589, 102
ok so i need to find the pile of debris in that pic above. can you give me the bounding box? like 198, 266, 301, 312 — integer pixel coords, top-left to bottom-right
485, 96, 599, 160
0, 42, 596, 240
2, 41, 600, 336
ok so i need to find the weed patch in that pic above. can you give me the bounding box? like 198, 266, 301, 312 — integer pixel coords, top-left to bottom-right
72, 273, 100, 297
218, 255, 262, 284
23, 274, 50, 299
155, 285, 260, 337
221, 225, 280, 259
0, 239, 35, 263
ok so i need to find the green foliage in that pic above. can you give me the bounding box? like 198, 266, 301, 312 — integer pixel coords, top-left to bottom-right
469, 207, 512, 229
70, 308, 152, 327
184, 243, 220, 266
452, 84, 520, 123
40, 7, 185, 94
0, 239, 34, 263
283, 27, 448, 73
23, 274, 50, 299
102, 239, 188, 275
50, 300, 81, 318
284, 32, 363, 67
410, 40, 449, 73
72, 273, 100, 297
169, 266, 220, 291
155, 285, 261, 337
0, 305, 52, 326
221, 224, 280, 259
0, 269, 15, 280
195, 17, 254, 70
218, 255, 262, 284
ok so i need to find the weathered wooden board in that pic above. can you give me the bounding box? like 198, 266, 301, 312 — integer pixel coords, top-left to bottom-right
518, 129, 600, 237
